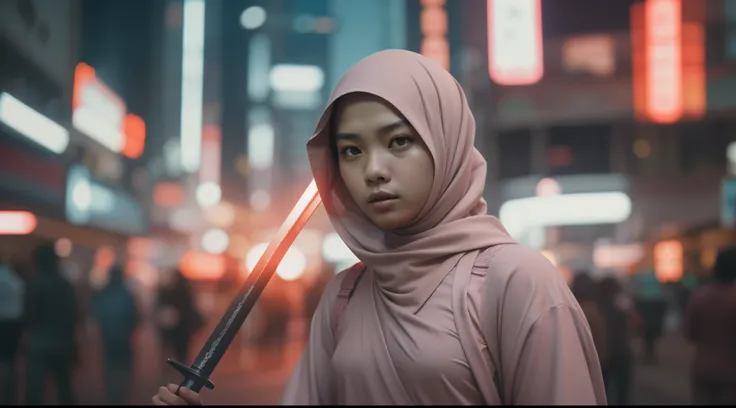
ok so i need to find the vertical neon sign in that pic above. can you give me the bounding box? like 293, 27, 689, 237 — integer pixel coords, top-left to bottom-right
644, 0, 682, 124
180, 0, 206, 173
420, 0, 450, 71
487, 0, 544, 86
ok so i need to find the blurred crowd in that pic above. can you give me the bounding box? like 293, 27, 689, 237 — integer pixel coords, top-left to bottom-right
0, 242, 203, 405
571, 246, 736, 405
1, 241, 735, 405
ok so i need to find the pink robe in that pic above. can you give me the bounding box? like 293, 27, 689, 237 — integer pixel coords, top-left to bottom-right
281, 244, 608, 405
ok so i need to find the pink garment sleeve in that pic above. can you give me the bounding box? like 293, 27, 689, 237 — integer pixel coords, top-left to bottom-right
481, 245, 607, 405
511, 304, 607, 405
280, 271, 346, 405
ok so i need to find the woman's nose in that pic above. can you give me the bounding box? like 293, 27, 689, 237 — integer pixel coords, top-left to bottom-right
364, 153, 391, 184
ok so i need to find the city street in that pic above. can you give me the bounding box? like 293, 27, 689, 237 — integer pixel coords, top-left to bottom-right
83, 330, 694, 405
72, 322, 302, 405
2, 1, 730, 407
11, 321, 692, 405
630, 333, 694, 405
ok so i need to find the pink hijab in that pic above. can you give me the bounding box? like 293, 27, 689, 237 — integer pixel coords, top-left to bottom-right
307, 49, 516, 312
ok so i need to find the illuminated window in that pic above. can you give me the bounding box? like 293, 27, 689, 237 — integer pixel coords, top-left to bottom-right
562, 34, 616, 77
633, 139, 651, 159
654, 240, 683, 283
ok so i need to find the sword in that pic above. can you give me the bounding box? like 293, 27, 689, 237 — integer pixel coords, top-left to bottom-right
167, 180, 322, 393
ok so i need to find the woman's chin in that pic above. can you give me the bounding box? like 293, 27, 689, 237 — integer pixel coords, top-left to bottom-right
368, 213, 412, 231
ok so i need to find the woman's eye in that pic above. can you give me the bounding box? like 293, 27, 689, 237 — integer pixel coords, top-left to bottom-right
340, 146, 361, 157
390, 136, 413, 149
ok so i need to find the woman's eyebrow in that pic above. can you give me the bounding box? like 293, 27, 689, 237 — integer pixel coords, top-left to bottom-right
334, 132, 360, 142
377, 119, 407, 134
335, 119, 408, 141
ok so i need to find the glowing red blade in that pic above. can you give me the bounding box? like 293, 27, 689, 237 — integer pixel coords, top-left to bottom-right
169, 179, 323, 392
250, 179, 322, 278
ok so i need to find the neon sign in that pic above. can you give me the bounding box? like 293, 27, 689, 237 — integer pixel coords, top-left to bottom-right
420, 0, 450, 70
488, 0, 544, 85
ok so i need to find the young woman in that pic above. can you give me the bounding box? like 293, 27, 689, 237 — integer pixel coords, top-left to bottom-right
153, 49, 606, 406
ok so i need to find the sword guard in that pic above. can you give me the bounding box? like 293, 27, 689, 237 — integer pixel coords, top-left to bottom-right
167, 358, 215, 393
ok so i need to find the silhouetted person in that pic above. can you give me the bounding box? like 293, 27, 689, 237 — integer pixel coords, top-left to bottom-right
632, 267, 666, 364
24, 244, 78, 405
91, 265, 140, 405
598, 275, 634, 405
677, 271, 698, 316
156, 268, 202, 365
685, 247, 736, 405
571, 272, 608, 367
0, 257, 24, 405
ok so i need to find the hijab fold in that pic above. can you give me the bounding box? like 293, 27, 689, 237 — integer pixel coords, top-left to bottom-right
308, 50, 515, 312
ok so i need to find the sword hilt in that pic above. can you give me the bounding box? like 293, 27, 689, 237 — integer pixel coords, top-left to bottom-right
167, 358, 215, 393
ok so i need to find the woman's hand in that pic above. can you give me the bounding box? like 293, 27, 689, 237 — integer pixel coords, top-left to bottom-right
152, 384, 203, 405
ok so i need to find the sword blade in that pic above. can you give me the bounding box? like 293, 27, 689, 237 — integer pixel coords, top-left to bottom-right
168, 180, 322, 392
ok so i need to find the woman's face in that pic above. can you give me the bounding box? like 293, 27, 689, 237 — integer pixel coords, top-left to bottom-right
333, 94, 435, 231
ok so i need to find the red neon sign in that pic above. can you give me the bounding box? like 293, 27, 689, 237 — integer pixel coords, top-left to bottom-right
632, 0, 703, 123
645, 0, 683, 124
122, 113, 146, 159
74, 62, 146, 157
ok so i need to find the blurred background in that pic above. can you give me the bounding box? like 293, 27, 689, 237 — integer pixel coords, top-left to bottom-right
0, 0, 734, 405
